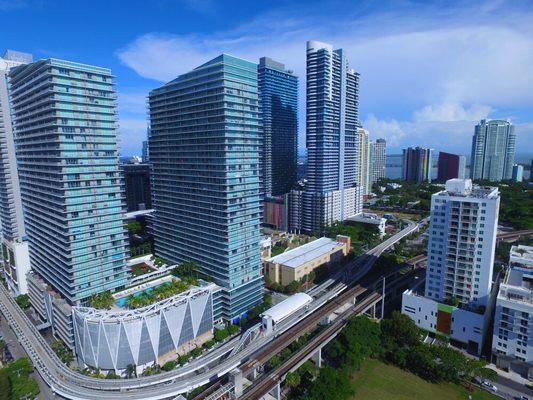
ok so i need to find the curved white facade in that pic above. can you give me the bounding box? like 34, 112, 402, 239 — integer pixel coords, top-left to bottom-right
73, 285, 214, 370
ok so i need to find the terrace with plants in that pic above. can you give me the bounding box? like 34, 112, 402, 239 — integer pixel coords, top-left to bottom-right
87, 261, 202, 310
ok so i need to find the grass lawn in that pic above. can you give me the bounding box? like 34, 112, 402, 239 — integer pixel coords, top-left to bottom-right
350, 359, 498, 400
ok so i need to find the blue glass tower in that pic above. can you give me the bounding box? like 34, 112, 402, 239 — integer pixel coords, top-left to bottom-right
149, 54, 263, 321
258, 57, 298, 197
9, 59, 129, 304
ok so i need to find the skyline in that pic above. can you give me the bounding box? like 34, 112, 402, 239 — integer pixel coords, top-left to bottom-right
2, 0, 533, 156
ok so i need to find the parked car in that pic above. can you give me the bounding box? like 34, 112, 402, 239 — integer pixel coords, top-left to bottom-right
482, 381, 498, 392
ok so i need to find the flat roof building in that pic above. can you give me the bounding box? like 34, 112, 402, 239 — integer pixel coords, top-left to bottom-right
261, 292, 312, 333
492, 245, 533, 377
264, 235, 350, 286
149, 54, 263, 321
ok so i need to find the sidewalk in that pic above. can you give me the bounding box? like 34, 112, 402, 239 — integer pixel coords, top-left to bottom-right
486, 363, 531, 386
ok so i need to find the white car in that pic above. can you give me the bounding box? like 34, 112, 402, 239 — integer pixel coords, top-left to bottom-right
482, 381, 498, 392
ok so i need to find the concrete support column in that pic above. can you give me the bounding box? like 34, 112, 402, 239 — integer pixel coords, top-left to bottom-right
231, 368, 243, 398
371, 304, 376, 319
312, 347, 322, 367
268, 382, 281, 400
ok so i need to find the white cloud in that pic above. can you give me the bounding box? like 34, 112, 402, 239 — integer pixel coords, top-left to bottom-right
413, 103, 492, 123
363, 114, 406, 147
116, 1, 533, 152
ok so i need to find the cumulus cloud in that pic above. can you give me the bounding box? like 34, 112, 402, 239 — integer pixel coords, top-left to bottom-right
363, 114, 406, 147
116, 0, 533, 153
413, 103, 493, 123
117, 119, 147, 157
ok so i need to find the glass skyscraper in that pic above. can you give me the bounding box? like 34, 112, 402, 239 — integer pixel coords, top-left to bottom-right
258, 57, 298, 197
470, 119, 516, 181
402, 146, 433, 183
372, 138, 386, 181
9, 58, 128, 304
149, 54, 263, 321
0, 50, 33, 295
295, 41, 362, 234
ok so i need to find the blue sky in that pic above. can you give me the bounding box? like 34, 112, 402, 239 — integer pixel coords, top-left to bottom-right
2, 0, 533, 156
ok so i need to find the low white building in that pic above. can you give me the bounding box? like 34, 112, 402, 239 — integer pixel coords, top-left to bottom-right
345, 212, 387, 237
261, 292, 313, 334
1, 239, 31, 295
492, 245, 533, 378
402, 289, 490, 354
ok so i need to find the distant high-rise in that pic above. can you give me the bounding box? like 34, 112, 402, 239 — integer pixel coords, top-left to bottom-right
141, 139, 149, 162
437, 151, 466, 181
258, 57, 298, 197
356, 128, 372, 195
0, 50, 32, 295
296, 41, 362, 233
470, 119, 516, 181
121, 162, 152, 212
511, 164, 524, 182
372, 138, 386, 181
402, 146, 433, 183
9, 58, 129, 304
149, 54, 263, 320
425, 179, 499, 307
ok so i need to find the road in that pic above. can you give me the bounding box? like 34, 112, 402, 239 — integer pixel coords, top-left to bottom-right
0, 314, 55, 399
493, 375, 533, 400
0, 220, 419, 400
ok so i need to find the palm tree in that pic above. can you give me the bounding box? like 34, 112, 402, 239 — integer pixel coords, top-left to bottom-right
125, 363, 136, 379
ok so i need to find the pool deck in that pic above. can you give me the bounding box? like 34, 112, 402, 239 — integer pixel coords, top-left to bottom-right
112, 275, 175, 308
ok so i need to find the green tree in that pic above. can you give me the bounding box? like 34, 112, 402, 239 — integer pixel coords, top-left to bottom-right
127, 221, 142, 235
306, 366, 354, 400
214, 327, 229, 342
285, 371, 301, 387
106, 371, 119, 379
328, 316, 381, 370
88, 291, 114, 309
15, 294, 30, 310
125, 363, 137, 378
381, 311, 421, 351
162, 360, 177, 371
0, 370, 10, 400
464, 358, 497, 387
51, 339, 74, 365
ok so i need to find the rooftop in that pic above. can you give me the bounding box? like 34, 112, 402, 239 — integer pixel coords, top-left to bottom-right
499, 268, 533, 305
436, 179, 499, 199
261, 292, 313, 324
510, 245, 533, 268
267, 237, 344, 269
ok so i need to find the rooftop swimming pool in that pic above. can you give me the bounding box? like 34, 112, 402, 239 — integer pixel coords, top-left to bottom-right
112, 275, 175, 309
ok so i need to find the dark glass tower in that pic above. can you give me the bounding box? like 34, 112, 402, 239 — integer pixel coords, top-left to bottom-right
258, 57, 298, 197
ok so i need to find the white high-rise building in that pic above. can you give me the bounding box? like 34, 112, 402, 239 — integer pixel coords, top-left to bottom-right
356, 128, 372, 195
402, 179, 500, 355
426, 179, 499, 307
372, 138, 386, 181
0, 50, 33, 295
294, 41, 363, 234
